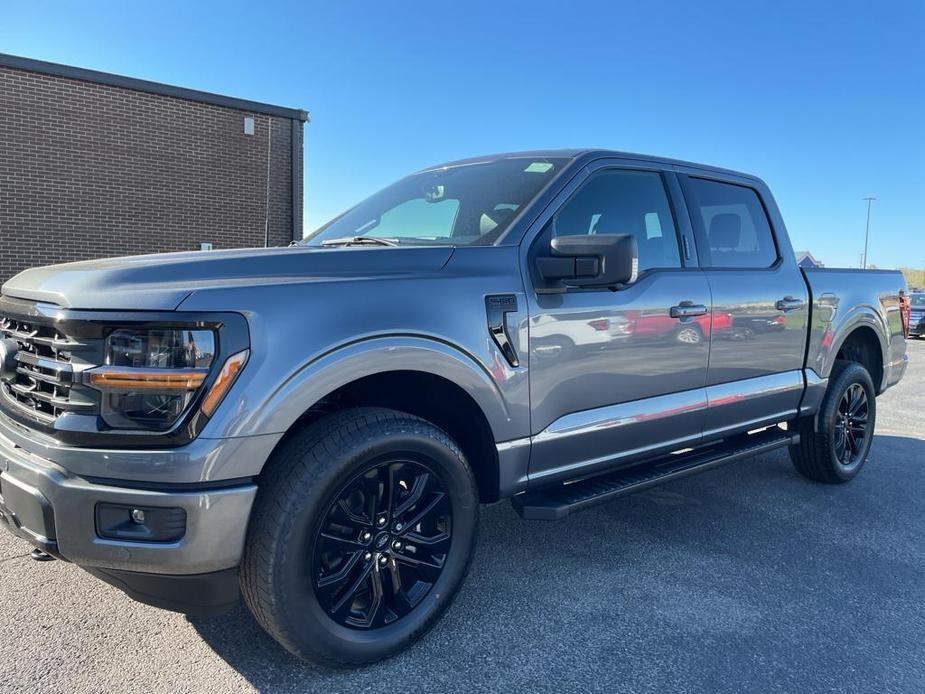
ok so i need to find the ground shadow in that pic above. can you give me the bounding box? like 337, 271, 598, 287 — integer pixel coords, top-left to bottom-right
190, 435, 925, 693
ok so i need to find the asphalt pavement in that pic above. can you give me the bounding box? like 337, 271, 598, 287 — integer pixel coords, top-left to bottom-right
2, 341, 924, 693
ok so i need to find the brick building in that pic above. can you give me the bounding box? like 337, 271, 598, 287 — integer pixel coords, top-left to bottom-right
0, 53, 308, 284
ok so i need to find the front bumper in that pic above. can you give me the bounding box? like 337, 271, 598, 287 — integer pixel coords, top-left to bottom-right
0, 423, 257, 577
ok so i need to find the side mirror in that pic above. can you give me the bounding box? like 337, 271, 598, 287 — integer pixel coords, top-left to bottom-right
536, 234, 638, 292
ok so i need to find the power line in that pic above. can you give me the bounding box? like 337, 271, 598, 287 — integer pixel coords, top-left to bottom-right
862, 197, 876, 269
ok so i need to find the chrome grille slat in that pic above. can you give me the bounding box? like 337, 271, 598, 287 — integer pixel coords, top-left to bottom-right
6, 382, 93, 411
7, 380, 37, 395
3, 326, 39, 341
15, 351, 74, 382
16, 365, 66, 386
0, 320, 83, 349
0, 388, 56, 423
30, 334, 86, 349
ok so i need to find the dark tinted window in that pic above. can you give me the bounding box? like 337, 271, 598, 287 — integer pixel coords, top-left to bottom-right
554, 170, 681, 271
686, 178, 777, 268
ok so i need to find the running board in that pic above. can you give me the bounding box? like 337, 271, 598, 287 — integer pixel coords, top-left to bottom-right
512, 427, 798, 520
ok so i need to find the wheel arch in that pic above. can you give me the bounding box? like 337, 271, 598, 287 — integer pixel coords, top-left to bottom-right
808, 294, 890, 391
250, 336, 519, 503
828, 321, 886, 393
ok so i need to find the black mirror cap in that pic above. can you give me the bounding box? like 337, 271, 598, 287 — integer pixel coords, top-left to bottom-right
550, 233, 638, 289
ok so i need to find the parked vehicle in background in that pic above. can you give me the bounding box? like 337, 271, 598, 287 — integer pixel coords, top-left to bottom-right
908, 292, 925, 337
0, 149, 908, 667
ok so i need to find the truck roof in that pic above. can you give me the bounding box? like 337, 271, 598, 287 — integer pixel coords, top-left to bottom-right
419, 149, 762, 183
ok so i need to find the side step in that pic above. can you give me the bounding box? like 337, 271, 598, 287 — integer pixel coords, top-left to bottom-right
512, 427, 798, 520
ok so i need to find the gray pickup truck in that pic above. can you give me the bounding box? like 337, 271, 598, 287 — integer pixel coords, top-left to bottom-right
0, 150, 908, 666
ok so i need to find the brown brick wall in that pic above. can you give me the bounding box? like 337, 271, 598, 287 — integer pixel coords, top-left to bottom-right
0, 65, 303, 284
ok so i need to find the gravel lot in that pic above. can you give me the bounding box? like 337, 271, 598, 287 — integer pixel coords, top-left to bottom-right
2, 341, 924, 693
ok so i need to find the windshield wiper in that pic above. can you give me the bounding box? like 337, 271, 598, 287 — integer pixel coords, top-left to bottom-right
320, 236, 399, 247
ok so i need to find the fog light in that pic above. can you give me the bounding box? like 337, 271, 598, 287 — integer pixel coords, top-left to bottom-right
96, 503, 186, 543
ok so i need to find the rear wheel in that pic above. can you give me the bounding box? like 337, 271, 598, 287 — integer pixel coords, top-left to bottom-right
241, 407, 479, 666
789, 360, 876, 483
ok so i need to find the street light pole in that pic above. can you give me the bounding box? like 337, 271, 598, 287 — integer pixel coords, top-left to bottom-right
862, 197, 876, 269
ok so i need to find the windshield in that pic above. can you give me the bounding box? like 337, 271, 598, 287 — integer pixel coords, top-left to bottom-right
303, 157, 569, 247
911, 293, 925, 308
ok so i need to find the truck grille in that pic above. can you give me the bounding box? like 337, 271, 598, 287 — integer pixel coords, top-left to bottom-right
0, 315, 96, 423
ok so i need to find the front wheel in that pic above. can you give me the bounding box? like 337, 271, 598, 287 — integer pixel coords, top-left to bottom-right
789, 360, 876, 483
241, 408, 479, 666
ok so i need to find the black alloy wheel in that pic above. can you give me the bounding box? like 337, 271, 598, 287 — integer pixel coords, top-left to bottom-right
313, 459, 452, 629
832, 382, 869, 470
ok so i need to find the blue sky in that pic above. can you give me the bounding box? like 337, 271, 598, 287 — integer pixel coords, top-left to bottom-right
3, 1, 923, 269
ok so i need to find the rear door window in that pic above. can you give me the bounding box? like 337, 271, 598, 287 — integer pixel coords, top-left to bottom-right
685, 178, 778, 268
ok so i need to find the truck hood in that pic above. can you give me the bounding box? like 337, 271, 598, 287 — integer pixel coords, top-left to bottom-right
0, 245, 455, 310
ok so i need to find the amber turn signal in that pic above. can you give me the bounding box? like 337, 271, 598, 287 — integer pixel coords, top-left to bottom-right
88, 368, 208, 391
200, 350, 249, 416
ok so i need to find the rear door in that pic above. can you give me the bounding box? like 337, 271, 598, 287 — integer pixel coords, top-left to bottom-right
678, 171, 809, 439
523, 160, 712, 484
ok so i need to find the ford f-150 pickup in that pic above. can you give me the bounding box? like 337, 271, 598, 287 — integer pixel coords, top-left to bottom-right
0, 150, 908, 666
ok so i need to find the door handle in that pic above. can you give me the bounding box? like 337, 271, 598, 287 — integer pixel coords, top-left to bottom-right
775, 296, 805, 312
669, 302, 708, 319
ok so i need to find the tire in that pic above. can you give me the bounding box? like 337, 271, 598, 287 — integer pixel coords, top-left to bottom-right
240, 407, 479, 667
789, 360, 876, 483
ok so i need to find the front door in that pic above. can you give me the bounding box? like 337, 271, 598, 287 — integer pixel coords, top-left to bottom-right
524, 163, 711, 484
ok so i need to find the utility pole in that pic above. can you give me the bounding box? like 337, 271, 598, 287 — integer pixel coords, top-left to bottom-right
862, 197, 876, 269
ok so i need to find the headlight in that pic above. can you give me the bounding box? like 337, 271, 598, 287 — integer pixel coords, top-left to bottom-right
86, 327, 227, 431
106, 328, 215, 370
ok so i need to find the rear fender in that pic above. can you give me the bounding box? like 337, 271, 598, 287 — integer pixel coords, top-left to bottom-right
811, 302, 889, 386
